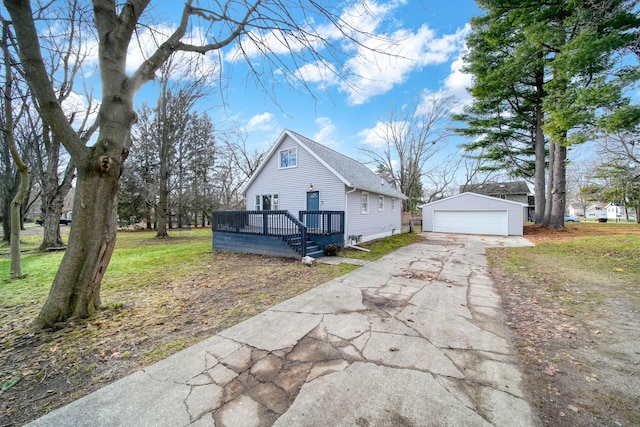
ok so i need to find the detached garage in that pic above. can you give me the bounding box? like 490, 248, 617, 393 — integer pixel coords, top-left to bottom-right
421, 192, 525, 236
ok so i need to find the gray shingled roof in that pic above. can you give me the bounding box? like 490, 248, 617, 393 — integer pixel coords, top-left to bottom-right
463, 181, 530, 196
288, 130, 407, 200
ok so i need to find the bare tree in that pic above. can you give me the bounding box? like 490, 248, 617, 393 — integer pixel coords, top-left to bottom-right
566, 159, 598, 217
598, 131, 640, 167
4, 0, 386, 328
34, 0, 97, 250
2, 19, 30, 278
148, 60, 212, 237
457, 149, 499, 193
360, 92, 457, 211
215, 128, 266, 209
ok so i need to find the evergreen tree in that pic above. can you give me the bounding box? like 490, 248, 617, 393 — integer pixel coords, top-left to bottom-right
458, 0, 639, 228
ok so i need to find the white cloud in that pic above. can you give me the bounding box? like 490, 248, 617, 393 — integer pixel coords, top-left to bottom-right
343, 24, 468, 105
312, 117, 338, 146
294, 60, 340, 88
218, 0, 469, 106
225, 0, 405, 63
357, 120, 406, 148
443, 49, 473, 108
244, 112, 277, 133
316, 0, 405, 44
224, 27, 322, 63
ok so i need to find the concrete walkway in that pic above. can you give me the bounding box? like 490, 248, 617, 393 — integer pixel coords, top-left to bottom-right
29, 233, 538, 427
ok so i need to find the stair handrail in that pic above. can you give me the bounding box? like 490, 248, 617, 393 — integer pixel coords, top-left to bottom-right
281, 210, 307, 257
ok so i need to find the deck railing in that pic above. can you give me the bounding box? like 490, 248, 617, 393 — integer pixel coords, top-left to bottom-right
212, 210, 345, 257
298, 210, 344, 235
211, 210, 305, 236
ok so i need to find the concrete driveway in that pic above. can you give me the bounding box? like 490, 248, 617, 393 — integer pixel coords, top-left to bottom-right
29, 233, 538, 427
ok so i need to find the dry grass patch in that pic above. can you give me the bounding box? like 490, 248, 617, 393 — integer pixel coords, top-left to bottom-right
489, 223, 640, 426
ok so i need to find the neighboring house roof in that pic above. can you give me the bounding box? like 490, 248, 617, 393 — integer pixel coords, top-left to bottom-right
242, 129, 407, 200
463, 181, 531, 196
571, 202, 600, 210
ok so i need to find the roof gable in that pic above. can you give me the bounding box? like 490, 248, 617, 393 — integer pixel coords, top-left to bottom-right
243, 129, 407, 199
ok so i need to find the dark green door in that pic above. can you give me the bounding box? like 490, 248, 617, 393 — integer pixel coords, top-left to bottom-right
306, 191, 319, 229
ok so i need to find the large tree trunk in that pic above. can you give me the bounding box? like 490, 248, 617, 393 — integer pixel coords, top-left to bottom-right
549, 143, 567, 229
34, 152, 121, 327
534, 67, 546, 225
40, 206, 64, 248
543, 142, 555, 227
4, 20, 30, 278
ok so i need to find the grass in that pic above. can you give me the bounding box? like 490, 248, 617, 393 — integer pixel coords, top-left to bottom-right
1, 226, 423, 425
0, 228, 214, 306
341, 232, 425, 260
488, 233, 640, 314
490, 223, 640, 426
489, 234, 640, 283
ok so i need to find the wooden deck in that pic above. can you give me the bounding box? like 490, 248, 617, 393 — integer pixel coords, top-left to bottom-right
211, 210, 344, 258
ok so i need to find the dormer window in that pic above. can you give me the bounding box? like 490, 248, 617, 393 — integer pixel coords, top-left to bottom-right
279, 148, 297, 169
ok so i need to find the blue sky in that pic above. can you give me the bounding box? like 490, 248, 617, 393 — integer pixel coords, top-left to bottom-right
129, 0, 482, 163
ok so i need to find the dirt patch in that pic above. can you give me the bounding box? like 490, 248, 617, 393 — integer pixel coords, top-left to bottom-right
0, 246, 353, 426
491, 224, 640, 426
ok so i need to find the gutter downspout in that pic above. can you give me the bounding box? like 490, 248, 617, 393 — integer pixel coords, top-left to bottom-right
344, 185, 371, 252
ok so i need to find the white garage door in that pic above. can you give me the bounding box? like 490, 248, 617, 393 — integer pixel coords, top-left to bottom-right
433, 210, 508, 236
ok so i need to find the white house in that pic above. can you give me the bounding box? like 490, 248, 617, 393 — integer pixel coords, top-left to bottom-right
241, 129, 407, 245
582, 202, 623, 220
421, 192, 526, 236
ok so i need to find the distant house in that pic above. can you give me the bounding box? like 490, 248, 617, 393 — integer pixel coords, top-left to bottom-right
212, 129, 407, 258
570, 202, 599, 218
605, 202, 626, 220
462, 181, 534, 222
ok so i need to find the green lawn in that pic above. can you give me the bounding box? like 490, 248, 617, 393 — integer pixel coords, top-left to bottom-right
490, 234, 640, 280
0, 228, 213, 306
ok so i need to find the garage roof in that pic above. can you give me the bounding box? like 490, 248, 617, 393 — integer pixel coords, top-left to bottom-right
422, 192, 528, 208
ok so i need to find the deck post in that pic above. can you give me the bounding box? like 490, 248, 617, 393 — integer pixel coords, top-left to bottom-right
262, 212, 268, 235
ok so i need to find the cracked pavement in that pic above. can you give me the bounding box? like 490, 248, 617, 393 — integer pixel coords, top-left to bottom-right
28, 233, 539, 427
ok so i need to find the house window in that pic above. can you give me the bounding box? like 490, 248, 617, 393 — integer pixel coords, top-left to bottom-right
362, 192, 369, 214
378, 195, 384, 211
279, 148, 297, 169
391, 198, 395, 212
255, 194, 279, 210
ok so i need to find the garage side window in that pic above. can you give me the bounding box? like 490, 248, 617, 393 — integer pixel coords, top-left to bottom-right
378, 195, 384, 211
361, 192, 369, 214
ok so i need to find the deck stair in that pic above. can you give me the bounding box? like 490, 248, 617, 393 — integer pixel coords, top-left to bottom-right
285, 235, 324, 258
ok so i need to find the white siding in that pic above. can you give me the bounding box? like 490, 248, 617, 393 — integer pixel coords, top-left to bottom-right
346, 190, 402, 243
245, 135, 345, 214
422, 193, 524, 236
245, 133, 404, 243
